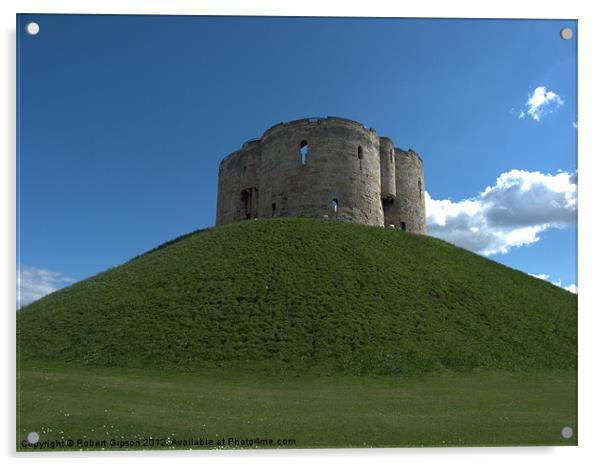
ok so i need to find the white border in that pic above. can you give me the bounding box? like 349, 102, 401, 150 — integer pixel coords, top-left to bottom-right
3, 1, 601, 466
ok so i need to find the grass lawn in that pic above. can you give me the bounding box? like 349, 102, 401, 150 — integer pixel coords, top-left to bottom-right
17, 362, 577, 450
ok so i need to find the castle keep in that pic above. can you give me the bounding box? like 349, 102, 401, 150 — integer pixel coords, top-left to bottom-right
216, 117, 426, 233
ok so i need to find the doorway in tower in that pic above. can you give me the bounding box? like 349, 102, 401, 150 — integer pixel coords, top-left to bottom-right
240, 187, 258, 220
382, 197, 395, 227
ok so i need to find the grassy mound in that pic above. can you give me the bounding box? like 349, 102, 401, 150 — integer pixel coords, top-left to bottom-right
17, 218, 577, 374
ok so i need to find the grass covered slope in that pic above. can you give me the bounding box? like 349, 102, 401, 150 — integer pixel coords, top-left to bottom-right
17, 218, 577, 374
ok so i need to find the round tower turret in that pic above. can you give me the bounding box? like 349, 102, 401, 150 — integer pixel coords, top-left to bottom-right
258, 117, 383, 226
393, 148, 426, 233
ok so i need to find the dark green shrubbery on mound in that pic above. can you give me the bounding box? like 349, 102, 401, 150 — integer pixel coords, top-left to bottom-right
17, 218, 577, 375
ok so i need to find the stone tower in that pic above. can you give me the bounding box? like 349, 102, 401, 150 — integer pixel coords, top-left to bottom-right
215, 117, 426, 234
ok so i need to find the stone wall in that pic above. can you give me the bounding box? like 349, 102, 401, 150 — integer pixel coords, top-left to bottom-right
392, 148, 426, 233
215, 117, 426, 234
215, 140, 262, 225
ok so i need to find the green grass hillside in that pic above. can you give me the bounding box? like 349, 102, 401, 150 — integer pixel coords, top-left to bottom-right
17, 218, 577, 375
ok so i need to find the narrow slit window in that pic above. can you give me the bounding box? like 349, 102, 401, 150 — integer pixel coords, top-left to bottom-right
390, 149, 394, 163
418, 179, 422, 199
300, 141, 308, 165
271, 203, 276, 216
358, 146, 363, 159
401, 221, 406, 231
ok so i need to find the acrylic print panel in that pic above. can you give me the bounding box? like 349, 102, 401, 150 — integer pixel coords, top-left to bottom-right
16, 14, 577, 451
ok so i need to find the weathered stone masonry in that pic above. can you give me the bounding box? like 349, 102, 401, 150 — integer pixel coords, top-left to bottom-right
216, 117, 426, 234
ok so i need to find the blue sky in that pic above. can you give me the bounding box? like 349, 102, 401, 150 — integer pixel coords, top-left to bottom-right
16, 14, 577, 305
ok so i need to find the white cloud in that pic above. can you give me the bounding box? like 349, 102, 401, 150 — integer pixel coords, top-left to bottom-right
518, 86, 564, 121
529, 273, 577, 294
17, 266, 75, 309
572, 121, 578, 129
563, 283, 578, 294
426, 169, 577, 256
528, 273, 550, 281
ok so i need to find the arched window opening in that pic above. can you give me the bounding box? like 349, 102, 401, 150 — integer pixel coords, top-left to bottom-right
331, 198, 338, 215
300, 141, 308, 165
